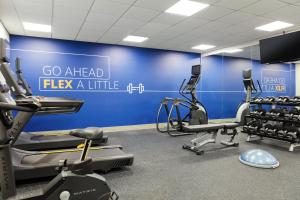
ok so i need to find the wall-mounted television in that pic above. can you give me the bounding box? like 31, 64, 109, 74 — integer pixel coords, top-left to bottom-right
259, 30, 300, 64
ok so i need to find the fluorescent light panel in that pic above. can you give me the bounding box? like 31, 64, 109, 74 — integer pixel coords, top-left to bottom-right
255, 21, 293, 32
165, 0, 209, 16
23, 22, 51, 32
123, 35, 148, 43
223, 49, 243, 53
192, 44, 216, 50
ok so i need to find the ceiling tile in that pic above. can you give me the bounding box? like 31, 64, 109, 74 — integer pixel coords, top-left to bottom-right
85, 12, 119, 25
13, 0, 52, 24
54, 0, 94, 10
92, 0, 131, 16
236, 16, 273, 30
52, 32, 77, 40
279, 0, 300, 3
217, 11, 253, 25
113, 18, 145, 29
192, 5, 234, 20
100, 27, 134, 38
52, 26, 79, 34
52, 19, 82, 31
76, 30, 104, 42
25, 30, 51, 38
18, 11, 52, 24
151, 13, 185, 25
163, 18, 209, 36
134, 22, 169, 36
241, 0, 288, 15
0, 0, 24, 34
190, 21, 230, 36
110, 0, 137, 4
1, 0, 300, 54
98, 33, 124, 44
134, 0, 178, 11
122, 6, 160, 22
53, 6, 88, 21
262, 5, 300, 24
81, 22, 111, 32
193, 0, 223, 4
215, 0, 259, 10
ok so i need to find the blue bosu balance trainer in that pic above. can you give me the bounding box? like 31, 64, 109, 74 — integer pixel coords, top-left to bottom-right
239, 149, 279, 169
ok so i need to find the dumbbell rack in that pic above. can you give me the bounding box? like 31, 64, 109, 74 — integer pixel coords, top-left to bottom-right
243, 99, 300, 152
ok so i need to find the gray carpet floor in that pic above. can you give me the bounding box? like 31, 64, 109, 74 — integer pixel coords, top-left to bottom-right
16, 129, 300, 200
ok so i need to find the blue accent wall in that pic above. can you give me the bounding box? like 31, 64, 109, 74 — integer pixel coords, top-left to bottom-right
10, 35, 200, 131
9, 35, 296, 131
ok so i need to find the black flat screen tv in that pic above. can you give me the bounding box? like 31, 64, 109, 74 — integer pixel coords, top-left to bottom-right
259, 30, 300, 64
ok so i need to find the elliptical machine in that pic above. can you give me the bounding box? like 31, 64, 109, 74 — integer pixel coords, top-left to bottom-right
0, 62, 118, 200
156, 65, 208, 136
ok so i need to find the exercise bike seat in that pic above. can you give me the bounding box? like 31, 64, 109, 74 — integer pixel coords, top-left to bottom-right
70, 127, 103, 141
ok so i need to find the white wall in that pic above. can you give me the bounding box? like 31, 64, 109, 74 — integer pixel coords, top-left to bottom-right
296, 64, 300, 96
0, 21, 9, 41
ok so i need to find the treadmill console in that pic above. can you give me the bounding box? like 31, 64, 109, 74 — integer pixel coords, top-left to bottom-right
0, 38, 10, 63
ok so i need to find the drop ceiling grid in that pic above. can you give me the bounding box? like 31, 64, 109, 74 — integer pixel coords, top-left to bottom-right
1, 0, 300, 52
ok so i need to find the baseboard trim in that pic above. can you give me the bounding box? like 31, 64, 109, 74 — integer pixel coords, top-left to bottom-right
30, 118, 236, 135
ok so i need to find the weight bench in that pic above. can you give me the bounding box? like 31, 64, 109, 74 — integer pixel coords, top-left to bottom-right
182, 123, 240, 155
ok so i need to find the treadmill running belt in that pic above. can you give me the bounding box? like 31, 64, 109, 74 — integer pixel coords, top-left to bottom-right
14, 132, 108, 150
13, 147, 134, 181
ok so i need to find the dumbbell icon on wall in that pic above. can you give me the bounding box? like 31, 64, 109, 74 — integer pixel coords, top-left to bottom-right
127, 83, 145, 94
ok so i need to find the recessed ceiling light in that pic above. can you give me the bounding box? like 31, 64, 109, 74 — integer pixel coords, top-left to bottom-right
192, 44, 216, 50
123, 35, 148, 43
23, 22, 51, 33
255, 21, 293, 32
165, 0, 209, 16
223, 49, 243, 53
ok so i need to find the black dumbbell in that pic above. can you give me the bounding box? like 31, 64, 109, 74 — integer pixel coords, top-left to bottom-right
264, 96, 276, 103
277, 96, 290, 103
251, 108, 266, 116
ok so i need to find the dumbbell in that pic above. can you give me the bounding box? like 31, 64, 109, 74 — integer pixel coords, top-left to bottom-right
277, 96, 290, 103
243, 120, 262, 132
289, 96, 300, 103
286, 127, 300, 140
289, 108, 300, 121
251, 108, 266, 116
261, 124, 277, 136
252, 97, 264, 103
264, 96, 276, 103
268, 108, 287, 118
277, 126, 288, 138
127, 83, 145, 94
267, 109, 280, 118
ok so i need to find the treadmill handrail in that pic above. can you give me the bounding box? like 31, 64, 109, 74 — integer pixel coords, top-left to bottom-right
0, 102, 37, 112
15, 57, 33, 96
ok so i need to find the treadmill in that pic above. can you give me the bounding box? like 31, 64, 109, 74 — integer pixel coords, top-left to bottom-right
0, 57, 108, 150
0, 62, 134, 181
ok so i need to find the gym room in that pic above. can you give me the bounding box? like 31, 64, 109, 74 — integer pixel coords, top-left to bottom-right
0, 0, 299, 199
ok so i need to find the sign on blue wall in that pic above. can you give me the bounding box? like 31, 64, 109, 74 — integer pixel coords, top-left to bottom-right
200, 56, 295, 119
9, 36, 295, 131
10, 35, 200, 131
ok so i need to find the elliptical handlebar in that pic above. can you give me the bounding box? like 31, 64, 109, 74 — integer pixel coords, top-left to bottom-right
253, 80, 263, 99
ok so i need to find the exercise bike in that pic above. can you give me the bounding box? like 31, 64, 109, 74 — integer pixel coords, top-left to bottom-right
0, 64, 118, 200
156, 65, 208, 136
